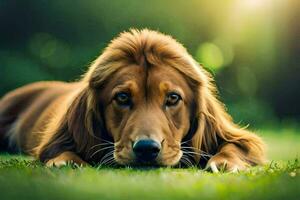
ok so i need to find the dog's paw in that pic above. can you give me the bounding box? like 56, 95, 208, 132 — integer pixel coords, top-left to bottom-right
205, 155, 248, 173
45, 151, 88, 168
46, 159, 66, 167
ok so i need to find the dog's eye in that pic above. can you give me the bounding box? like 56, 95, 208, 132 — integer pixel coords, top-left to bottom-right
114, 92, 131, 106
165, 92, 182, 106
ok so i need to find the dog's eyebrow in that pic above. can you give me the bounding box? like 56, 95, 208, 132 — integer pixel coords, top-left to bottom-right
159, 82, 185, 98
111, 81, 138, 95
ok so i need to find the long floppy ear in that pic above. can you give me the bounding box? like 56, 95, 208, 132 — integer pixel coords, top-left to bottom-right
38, 86, 104, 162
66, 88, 99, 154
191, 71, 265, 167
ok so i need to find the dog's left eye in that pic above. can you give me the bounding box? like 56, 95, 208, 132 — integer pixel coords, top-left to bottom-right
165, 92, 182, 106
114, 92, 131, 106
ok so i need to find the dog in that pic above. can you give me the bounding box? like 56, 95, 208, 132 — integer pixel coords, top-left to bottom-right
0, 29, 265, 172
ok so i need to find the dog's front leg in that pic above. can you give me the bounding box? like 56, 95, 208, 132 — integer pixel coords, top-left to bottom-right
205, 143, 249, 173
45, 151, 88, 167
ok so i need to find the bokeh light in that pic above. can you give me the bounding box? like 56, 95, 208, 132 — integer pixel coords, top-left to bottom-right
29, 33, 71, 68
0, 0, 299, 124
195, 42, 224, 71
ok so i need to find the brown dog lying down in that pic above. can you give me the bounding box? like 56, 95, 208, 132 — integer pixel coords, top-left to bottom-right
0, 29, 265, 172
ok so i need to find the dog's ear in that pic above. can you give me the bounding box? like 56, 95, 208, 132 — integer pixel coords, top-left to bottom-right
190, 69, 265, 166
192, 87, 228, 156
38, 86, 105, 162
66, 88, 99, 153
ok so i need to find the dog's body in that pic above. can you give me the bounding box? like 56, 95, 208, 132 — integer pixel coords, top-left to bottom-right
0, 82, 74, 152
0, 29, 265, 171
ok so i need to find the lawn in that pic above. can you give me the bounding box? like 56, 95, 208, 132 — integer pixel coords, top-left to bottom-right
0, 127, 299, 200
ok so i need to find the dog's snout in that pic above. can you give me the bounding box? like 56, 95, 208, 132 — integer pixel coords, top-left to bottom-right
133, 139, 161, 162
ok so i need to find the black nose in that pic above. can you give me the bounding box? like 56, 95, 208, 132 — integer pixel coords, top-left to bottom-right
133, 139, 161, 162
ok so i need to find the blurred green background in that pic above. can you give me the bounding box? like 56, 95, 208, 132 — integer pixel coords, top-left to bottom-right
0, 0, 299, 128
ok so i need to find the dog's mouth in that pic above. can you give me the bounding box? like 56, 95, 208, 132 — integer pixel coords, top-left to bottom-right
112, 154, 162, 167
112, 160, 171, 169
95, 139, 186, 168
93, 149, 197, 169
112, 151, 184, 168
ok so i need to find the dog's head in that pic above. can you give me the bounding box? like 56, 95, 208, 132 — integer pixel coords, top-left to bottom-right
67, 29, 232, 167
95, 60, 197, 166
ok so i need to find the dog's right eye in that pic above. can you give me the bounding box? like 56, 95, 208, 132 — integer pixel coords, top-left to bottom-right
165, 92, 182, 107
114, 92, 131, 107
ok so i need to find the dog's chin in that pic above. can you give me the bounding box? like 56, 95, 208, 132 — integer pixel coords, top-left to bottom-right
158, 150, 183, 167
114, 151, 183, 168
115, 160, 177, 169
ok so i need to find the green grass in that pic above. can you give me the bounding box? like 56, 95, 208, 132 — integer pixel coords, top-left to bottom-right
0, 128, 299, 200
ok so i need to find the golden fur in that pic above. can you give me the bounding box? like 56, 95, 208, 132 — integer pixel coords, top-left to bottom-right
0, 29, 265, 171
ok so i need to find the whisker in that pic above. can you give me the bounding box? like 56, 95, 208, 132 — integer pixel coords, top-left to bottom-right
181, 146, 199, 150
101, 157, 113, 165
180, 139, 193, 145
182, 150, 212, 159
105, 161, 116, 168
182, 150, 211, 156
185, 155, 195, 166
90, 143, 114, 151
181, 155, 188, 165
180, 160, 188, 167
181, 147, 213, 157
101, 157, 116, 166
179, 158, 187, 167
100, 139, 114, 144
99, 150, 114, 165
100, 152, 116, 166
90, 146, 114, 158
180, 156, 193, 168
181, 146, 211, 153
